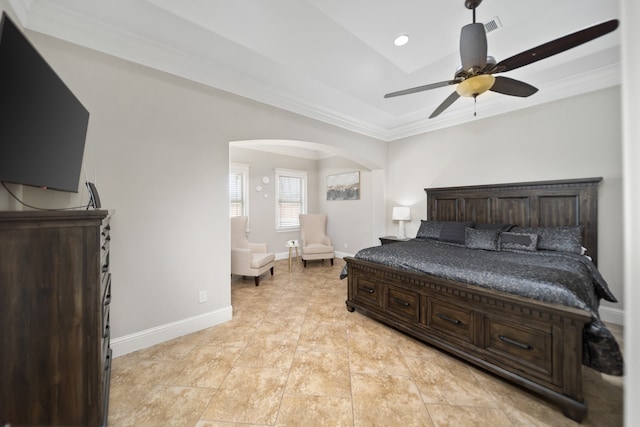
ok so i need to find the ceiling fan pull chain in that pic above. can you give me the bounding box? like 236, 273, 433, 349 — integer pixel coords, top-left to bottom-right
474, 95, 477, 117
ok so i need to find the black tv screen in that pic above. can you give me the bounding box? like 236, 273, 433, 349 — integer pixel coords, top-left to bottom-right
0, 12, 89, 193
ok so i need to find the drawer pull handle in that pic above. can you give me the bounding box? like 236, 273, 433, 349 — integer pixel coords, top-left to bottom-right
437, 313, 461, 325
361, 286, 375, 294
499, 335, 532, 350
392, 297, 410, 307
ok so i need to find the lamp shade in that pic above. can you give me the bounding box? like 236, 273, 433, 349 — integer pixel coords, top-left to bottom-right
456, 74, 496, 97
392, 206, 411, 221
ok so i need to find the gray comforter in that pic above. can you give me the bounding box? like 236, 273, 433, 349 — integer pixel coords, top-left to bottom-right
341, 238, 623, 375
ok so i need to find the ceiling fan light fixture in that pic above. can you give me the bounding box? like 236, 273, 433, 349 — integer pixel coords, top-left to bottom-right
456, 74, 495, 97
394, 34, 409, 46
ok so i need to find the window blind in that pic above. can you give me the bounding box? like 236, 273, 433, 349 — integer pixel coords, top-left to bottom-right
276, 169, 306, 229
229, 166, 248, 217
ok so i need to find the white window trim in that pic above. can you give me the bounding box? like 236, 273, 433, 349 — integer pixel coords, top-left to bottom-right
229, 163, 250, 217
275, 168, 307, 231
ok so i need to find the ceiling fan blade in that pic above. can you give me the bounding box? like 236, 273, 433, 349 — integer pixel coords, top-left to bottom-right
489, 76, 538, 97
384, 80, 455, 98
493, 19, 619, 73
460, 23, 487, 71
429, 91, 461, 118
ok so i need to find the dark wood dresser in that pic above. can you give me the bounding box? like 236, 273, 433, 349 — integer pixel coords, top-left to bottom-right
0, 210, 112, 426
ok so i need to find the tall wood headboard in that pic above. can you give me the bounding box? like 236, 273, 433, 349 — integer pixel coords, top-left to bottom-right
425, 177, 602, 265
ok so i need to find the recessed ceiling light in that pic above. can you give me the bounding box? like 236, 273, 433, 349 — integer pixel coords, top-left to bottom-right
394, 34, 409, 46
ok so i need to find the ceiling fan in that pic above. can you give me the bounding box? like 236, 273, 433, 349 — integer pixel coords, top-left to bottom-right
384, 0, 619, 119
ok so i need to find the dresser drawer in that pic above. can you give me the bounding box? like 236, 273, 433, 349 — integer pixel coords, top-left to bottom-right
102, 346, 112, 391
101, 274, 111, 334
426, 297, 474, 343
100, 223, 111, 250
100, 220, 111, 276
352, 276, 383, 308
385, 285, 419, 322
484, 316, 553, 381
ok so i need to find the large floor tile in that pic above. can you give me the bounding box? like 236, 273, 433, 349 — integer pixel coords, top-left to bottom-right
285, 350, 351, 397
351, 373, 434, 427
200, 365, 288, 425
111, 385, 215, 427
276, 395, 353, 426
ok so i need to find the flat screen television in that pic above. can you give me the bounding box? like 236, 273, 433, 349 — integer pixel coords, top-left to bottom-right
0, 12, 89, 193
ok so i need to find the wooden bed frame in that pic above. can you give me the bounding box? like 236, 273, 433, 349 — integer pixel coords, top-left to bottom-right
345, 177, 602, 422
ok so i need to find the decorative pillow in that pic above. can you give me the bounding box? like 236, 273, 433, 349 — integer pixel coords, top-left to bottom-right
465, 227, 500, 251
500, 232, 538, 252
438, 221, 474, 244
416, 220, 442, 239
511, 226, 582, 254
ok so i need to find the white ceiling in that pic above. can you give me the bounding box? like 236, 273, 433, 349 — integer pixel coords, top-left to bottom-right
10, 0, 620, 141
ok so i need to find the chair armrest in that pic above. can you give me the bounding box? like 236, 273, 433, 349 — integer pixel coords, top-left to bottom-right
231, 248, 251, 273
322, 236, 331, 245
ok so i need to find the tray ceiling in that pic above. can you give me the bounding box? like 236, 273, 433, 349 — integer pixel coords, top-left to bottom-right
10, 0, 620, 141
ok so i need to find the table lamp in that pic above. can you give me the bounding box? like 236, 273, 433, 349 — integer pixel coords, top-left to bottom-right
392, 206, 411, 239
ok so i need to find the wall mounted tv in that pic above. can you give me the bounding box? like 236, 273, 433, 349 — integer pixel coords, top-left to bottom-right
0, 12, 89, 193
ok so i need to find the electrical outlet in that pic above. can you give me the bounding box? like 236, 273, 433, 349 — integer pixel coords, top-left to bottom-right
343, 242, 348, 248
198, 290, 207, 303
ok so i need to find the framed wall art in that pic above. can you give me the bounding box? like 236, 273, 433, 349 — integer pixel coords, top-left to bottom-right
326, 171, 360, 201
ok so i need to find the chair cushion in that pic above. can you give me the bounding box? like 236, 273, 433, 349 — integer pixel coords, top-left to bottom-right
251, 252, 275, 269
303, 243, 334, 255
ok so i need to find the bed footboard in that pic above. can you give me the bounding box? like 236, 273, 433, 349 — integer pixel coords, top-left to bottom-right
344, 256, 591, 422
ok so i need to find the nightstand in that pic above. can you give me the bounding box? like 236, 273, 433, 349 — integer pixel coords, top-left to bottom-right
379, 236, 411, 245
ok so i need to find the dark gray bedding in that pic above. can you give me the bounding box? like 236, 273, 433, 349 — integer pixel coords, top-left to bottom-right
341, 238, 623, 375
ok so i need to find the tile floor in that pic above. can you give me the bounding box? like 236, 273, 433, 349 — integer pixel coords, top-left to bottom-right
108, 259, 624, 427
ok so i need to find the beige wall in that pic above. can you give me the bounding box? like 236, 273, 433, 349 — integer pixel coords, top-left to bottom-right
621, 1, 640, 423
318, 156, 379, 252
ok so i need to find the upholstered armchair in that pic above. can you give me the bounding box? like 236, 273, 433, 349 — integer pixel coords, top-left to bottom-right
230, 216, 275, 286
299, 214, 334, 267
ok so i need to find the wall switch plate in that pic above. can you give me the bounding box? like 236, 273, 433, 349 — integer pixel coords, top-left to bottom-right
199, 290, 207, 303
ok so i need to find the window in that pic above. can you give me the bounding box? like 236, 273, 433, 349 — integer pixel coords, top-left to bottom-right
275, 168, 307, 230
229, 163, 249, 217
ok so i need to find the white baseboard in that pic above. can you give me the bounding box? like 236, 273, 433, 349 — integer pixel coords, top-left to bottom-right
599, 306, 624, 325
334, 251, 353, 259
110, 305, 233, 357
275, 251, 289, 261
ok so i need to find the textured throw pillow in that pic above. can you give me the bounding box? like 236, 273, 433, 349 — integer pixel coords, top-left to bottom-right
500, 232, 538, 252
438, 221, 474, 244
465, 227, 500, 251
511, 226, 582, 254
416, 220, 442, 239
